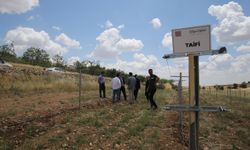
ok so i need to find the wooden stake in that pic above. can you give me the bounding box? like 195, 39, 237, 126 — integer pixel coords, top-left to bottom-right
189, 55, 199, 150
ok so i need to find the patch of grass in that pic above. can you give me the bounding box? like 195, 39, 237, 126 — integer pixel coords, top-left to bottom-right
147, 129, 160, 148
8, 110, 17, 116
0, 138, 13, 150
26, 125, 40, 138
36, 144, 45, 150
128, 143, 146, 150
119, 112, 134, 125
37, 100, 46, 105
97, 109, 111, 120
236, 127, 250, 145
128, 111, 151, 136
0, 64, 104, 97
20, 140, 34, 150
76, 134, 88, 145
65, 125, 72, 134
63, 114, 73, 124
48, 135, 64, 144
78, 117, 103, 128
155, 89, 176, 103
103, 127, 118, 139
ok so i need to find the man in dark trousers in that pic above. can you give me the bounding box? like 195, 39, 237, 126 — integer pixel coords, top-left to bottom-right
119, 73, 127, 101
145, 78, 149, 102
145, 69, 159, 109
98, 72, 106, 98
127, 72, 136, 104
134, 74, 140, 100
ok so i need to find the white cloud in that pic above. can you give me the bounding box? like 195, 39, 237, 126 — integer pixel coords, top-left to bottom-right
162, 32, 172, 48
52, 26, 61, 31
104, 51, 249, 85
4, 27, 67, 56
105, 53, 187, 79
0, 0, 39, 14
236, 42, 250, 52
89, 26, 143, 59
105, 20, 113, 28
55, 33, 81, 48
105, 53, 161, 75
150, 18, 162, 29
67, 56, 80, 66
26, 14, 39, 21
27, 16, 34, 21
231, 54, 250, 72
208, 1, 250, 44
200, 53, 250, 85
116, 39, 144, 51
118, 24, 125, 29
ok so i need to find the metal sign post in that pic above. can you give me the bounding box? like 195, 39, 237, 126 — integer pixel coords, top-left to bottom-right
79, 69, 82, 109
171, 72, 188, 144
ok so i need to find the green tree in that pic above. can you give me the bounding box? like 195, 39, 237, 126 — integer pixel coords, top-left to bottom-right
74, 61, 84, 72
232, 83, 238, 89
22, 47, 51, 67
52, 54, 65, 68
0, 42, 17, 62
240, 82, 247, 88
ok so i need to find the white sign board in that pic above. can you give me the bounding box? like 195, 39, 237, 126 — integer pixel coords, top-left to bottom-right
172, 25, 211, 54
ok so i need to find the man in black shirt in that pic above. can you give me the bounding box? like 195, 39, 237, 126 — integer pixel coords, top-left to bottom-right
145, 69, 159, 109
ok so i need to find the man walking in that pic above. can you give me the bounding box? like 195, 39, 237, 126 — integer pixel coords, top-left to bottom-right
111, 73, 121, 103
98, 72, 106, 98
134, 74, 141, 100
127, 72, 136, 104
145, 69, 159, 109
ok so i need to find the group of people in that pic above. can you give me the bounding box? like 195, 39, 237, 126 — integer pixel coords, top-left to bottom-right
112, 72, 141, 104
98, 69, 159, 110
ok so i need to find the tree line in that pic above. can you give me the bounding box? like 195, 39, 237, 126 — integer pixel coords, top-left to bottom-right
0, 43, 174, 85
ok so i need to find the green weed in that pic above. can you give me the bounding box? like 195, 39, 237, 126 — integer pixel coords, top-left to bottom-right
48, 135, 64, 144
78, 117, 103, 128
76, 135, 88, 145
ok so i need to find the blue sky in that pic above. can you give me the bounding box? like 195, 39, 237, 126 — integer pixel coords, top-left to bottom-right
0, 0, 250, 85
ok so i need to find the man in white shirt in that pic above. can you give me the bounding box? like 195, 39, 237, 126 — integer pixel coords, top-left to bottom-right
111, 73, 121, 103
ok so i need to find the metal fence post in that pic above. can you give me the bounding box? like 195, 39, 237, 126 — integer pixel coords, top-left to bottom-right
79, 69, 82, 108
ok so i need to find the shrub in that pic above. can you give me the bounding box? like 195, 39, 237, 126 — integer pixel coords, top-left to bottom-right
240, 82, 247, 88
157, 83, 165, 89
233, 83, 238, 89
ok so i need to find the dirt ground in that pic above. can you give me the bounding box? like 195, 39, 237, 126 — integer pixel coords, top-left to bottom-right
0, 90, 188, 150
1, 85, 249, 149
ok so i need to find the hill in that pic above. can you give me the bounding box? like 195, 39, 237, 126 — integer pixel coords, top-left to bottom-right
0, 63, 249, 149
